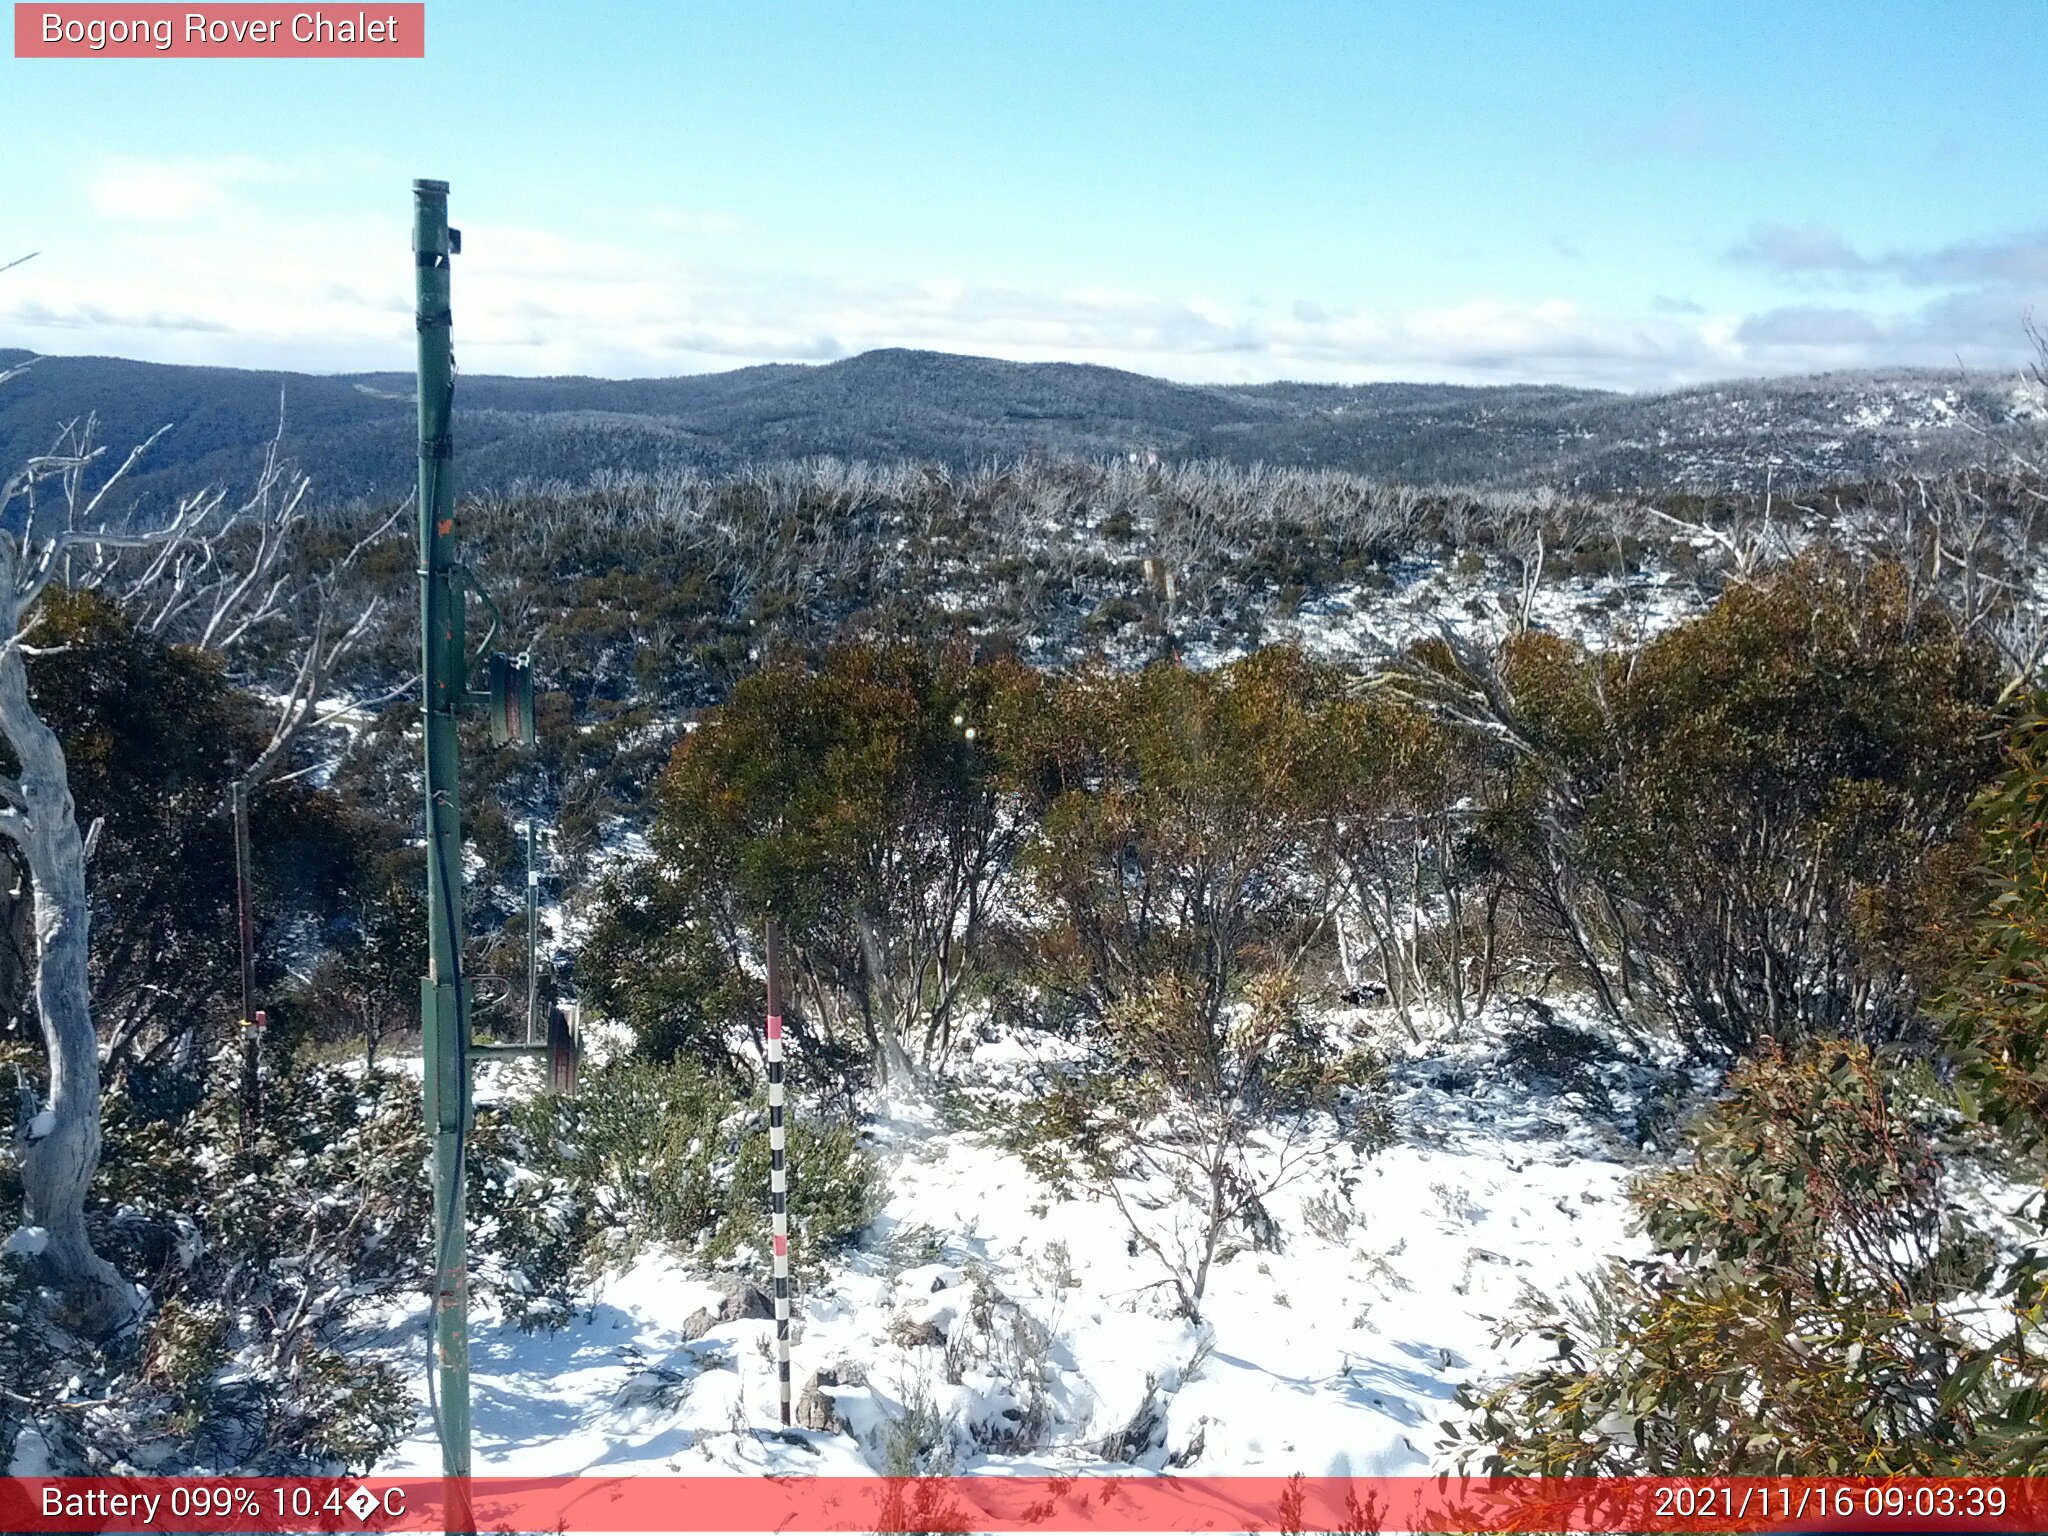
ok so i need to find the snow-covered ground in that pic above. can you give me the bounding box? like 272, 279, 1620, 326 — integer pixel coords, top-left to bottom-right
376, 1012, 1655, 1481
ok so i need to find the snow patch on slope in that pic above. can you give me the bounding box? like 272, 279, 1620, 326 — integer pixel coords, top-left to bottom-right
376, 1009, 1649, 1480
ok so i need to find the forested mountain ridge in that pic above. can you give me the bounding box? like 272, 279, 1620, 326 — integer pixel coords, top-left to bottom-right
1, 345, 2037, 513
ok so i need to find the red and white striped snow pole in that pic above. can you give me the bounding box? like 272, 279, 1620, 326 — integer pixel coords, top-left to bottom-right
765, 916, 792, 1427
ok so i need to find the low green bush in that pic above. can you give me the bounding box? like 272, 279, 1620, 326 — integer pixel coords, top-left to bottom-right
4, 1060, 430, 1475
500, 1057, 879, 1281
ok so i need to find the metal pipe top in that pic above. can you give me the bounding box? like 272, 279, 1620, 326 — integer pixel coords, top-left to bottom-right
413, 178, 449, 194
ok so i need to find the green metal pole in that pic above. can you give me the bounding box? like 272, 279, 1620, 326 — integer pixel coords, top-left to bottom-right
414, 177, 473, 1512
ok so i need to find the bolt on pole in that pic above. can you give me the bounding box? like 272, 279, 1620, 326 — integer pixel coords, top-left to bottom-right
413, 177, 474, 1517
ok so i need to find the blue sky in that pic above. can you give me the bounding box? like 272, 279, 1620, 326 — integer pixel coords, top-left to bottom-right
4, 0, 2046, 389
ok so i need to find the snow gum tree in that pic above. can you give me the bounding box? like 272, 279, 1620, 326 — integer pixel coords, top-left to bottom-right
1398, 555, 2002, 1058
1019, 647, 1346, 1027
1317, 690, 1508, 1033
0, 420, 198, 1336
1007, 649, 1388, 1320
0, 409, 320, 1338
588, 641, 1040, 1086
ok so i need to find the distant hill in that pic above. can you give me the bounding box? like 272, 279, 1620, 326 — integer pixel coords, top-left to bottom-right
0, 345, 2039, 514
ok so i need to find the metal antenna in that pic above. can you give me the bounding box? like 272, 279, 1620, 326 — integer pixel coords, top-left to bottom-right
413, 175, 475, 1523
413, 178, 550, 1529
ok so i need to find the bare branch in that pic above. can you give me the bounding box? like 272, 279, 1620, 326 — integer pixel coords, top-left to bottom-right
21, 517, 198, 612
75, 424, 172, 528
339, 494, 411, 572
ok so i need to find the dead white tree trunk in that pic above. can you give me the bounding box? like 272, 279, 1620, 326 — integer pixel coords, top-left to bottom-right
0, 614, 131, 1336
0, 408, 209, 1336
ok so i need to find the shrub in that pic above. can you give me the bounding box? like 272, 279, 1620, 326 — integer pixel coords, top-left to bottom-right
1002, 969, 1388, 1323
584, 641, 1040, 1088
1405, 556, 2003, 1057
468, 1100, 601, 1332
1581, 559, 1999, 1054
1020, 647, 1345, 1028
1939, 702, 2048, 1146
505, 1057, 878, 1279
998, 650, 1397, 1319
283, 878, 428, 1066
718, 1115, 878, 1269
3, 1060, 431, 1475
0, 590, 405, 1081
1452, 1042, 2003, 1473
1928, 701, 2048, 1466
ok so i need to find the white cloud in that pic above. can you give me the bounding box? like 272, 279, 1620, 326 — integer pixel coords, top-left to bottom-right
7, 166, 2043, 390
1730, 221, 2048, 291
1727, 224, 1871, 276
1712, 221, 2048, 374
83, 154, 293, 224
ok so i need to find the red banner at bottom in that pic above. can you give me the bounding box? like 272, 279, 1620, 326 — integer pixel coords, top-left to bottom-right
4, 1474, 2040, 1533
